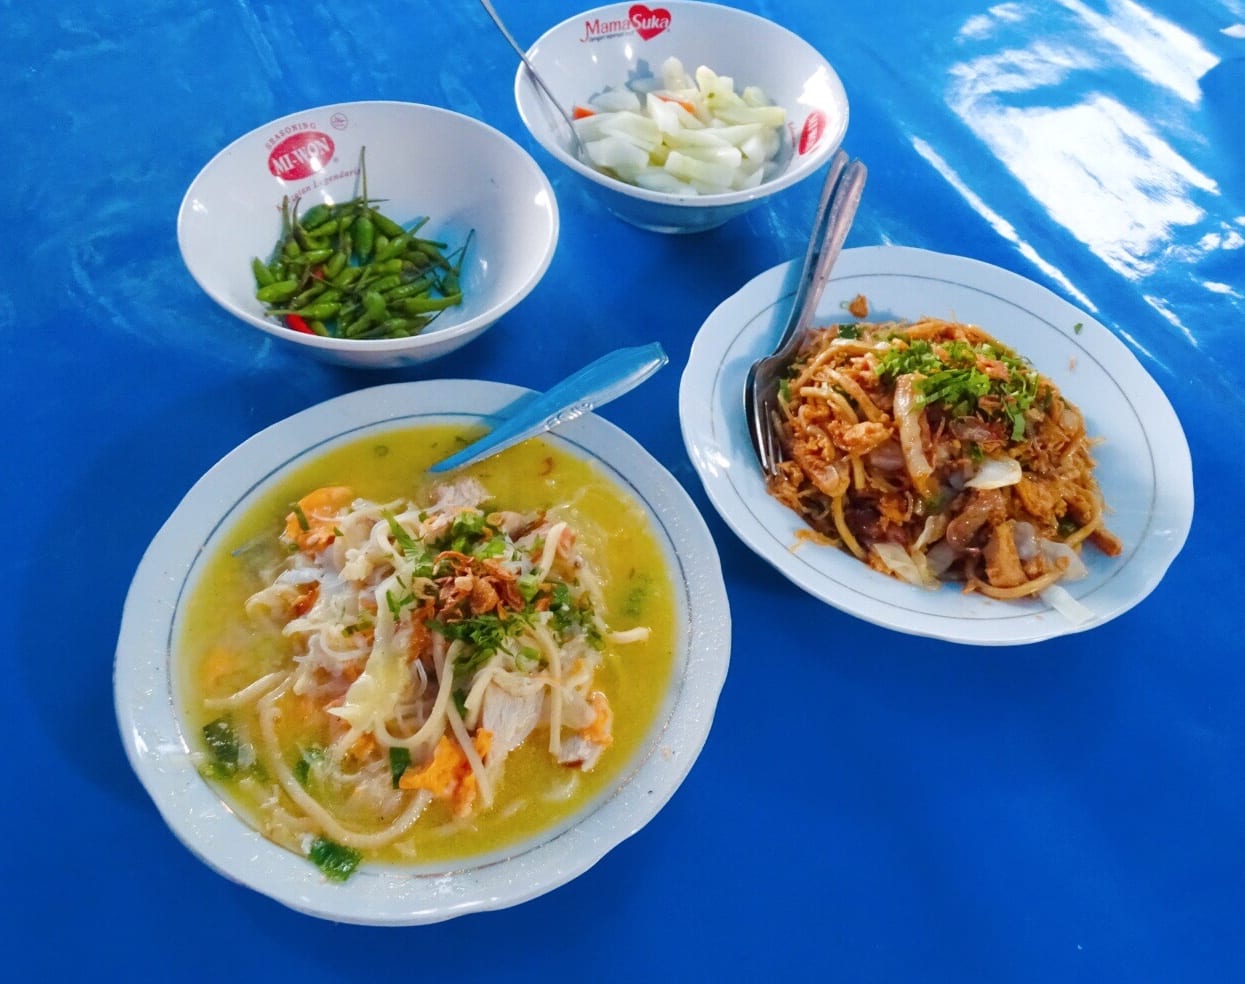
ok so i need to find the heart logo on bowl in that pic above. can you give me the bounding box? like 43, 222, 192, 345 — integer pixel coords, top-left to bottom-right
629, 4, 671, 41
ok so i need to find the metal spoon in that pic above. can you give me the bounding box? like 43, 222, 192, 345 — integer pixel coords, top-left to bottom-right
478, 0, 589, 164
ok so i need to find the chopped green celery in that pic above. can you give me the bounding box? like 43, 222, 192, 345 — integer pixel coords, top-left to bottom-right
389, 746, 411, 788
294, 746, 324, 787
202, 717, 239, 777
623, 574, 652, 618
517, 572, 543, 601
308, 837, 361, 882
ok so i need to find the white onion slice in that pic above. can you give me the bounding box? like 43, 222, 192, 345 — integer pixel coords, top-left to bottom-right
573, 56, 786, 195
872, 542, 940, 590
1039, 538, 1089, 580
1040, 584, 1095, 625
965, 455, 1022, 489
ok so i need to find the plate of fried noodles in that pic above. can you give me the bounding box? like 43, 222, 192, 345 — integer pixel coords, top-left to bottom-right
115, 379, 729, 924
680, 245, 1192, 646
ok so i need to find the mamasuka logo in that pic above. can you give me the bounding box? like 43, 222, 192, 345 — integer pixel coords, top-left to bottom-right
581, 4, 671, 43
267, 128, 336, 181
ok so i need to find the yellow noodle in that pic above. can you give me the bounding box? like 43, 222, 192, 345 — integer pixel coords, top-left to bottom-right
767, 315, 1118, 601
831, 494, 865, 559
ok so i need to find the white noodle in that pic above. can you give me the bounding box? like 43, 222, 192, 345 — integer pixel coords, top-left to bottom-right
257, 680, 432, 851
446, 698, 494, 809
202, 670, 286, 711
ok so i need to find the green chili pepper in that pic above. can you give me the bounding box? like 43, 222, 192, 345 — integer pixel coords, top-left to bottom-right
255, 279, 300, 303
342, 313, 375, 338
324, 252, 348, 279
384, 278, 434, 300
399, 292, 462, 313
251, 257, 276, 287
331, 265, 364, 288
367, 274, 402, 294
294, 301, 342, 320
292, 247, 334, 266
355, 316, 419, 339
376, 233, 411, 262
362, 290, 388, 321
370, 210, 406, 238
307, 216, 342, 238
292, 282, 327, 307
299, 202, 333, 229
367, 258, 405, 277
353, 215, 375, 262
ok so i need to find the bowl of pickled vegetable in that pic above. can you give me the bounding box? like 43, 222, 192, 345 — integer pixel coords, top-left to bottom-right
178, 101, 559, 368
514, 2, 848, 234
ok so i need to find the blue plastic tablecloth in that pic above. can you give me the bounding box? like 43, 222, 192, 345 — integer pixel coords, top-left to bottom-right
4, 1, 1243, 979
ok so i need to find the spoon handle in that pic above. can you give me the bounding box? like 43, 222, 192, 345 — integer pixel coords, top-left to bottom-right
429, 343, 669, 473
479, 0, 582, 151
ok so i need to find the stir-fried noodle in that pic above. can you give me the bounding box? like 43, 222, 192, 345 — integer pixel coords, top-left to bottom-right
767, 306, 1121, 602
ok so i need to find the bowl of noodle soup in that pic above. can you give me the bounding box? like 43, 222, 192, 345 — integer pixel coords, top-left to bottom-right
115, 380, 729, 924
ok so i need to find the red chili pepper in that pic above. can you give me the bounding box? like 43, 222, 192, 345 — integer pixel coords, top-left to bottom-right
286, 313, 313, 334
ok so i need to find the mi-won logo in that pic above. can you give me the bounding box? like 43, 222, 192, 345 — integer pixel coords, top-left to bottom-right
268, 129, 336, 181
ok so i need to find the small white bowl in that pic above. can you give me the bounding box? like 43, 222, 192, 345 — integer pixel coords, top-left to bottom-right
515, 1, 848, 234
178, 101, 559, 368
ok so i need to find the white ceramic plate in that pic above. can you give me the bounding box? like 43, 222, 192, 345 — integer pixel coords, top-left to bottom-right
115, 380, 730, 924
680, 245, 1193, 646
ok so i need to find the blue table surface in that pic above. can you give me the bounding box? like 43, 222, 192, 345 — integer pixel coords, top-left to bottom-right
4, 0, 1243, 978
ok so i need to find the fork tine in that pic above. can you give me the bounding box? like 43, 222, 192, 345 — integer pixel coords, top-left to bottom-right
746, 366, 770, 469
761, 398, 783, 479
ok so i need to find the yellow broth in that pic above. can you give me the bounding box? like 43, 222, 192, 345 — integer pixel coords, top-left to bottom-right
177, 424, 678, 866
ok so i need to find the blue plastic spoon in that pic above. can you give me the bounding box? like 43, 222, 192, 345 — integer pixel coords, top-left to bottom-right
428, 342, 668, 473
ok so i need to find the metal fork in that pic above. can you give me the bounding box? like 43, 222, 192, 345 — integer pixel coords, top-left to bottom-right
744, 151, 868, 476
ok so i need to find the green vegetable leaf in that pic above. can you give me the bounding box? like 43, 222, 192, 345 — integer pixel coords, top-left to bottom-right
515, 646, 544, 672
294, 746, 324, 788
385, 589, 415, 620
445, 510, 491, 554
623, 575, 651, 618
878, 336, 1047, 439
308, 837, 362, 882
389, 746, 411, 788
202, 717, 239, 777
431, 610, 530, 676
516, 572, 543, 602
384, 511, 421, 556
